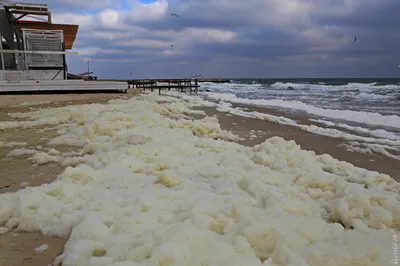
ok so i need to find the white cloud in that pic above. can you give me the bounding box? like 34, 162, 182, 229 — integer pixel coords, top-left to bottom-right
53, 0, 111, 9
52, 13, 95, 28
118, 39, 170, 49
98, 9, 123, 28
75, 47, 124, 56
162, 49, 183, 56
183, 28, 236, 43
299, 26, 350, 51
127, 0, 169, 22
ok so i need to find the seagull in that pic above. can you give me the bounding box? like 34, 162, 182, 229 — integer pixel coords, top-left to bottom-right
190, 74, 201, 79
321, 51, 328, 55
353, 36, 357, 44
170, 44, 174, 47
170, 13, 179, 18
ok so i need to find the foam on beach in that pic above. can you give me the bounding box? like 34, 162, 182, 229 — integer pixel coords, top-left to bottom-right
310, 119, 400, 141
0, 141, 27, 148
166, 92, 400, 160
203, 92, 400, 129
0, 92, 399, 266
17, 101, 52, 107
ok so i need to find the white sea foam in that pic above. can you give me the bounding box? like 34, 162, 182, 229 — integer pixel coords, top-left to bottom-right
340, 142, 400, 160
162, 91, 400, 160
201, 81, 398, 94
6, 148, 40, 157
11, 101, 52, 107
212, 101, 400, 158
0, 227, 9, 234
202, 92, 400, 129
356, 92, 392, 100
0, 92, 399, 266
0, 141, 27, 148
21, 101, 52, 106
35, 244, 49, 253
310, 119, 400, 140
269, 82, 398, 92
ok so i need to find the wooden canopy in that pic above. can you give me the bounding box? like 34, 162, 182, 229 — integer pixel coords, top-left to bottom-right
14, 22, 79, 50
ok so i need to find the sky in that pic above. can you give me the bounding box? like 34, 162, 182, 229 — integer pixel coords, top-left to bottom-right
14, 0, 400, 79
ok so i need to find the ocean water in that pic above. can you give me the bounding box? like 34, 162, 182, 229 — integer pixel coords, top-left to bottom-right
200, 78, 400, 130
195, 78, 400, 159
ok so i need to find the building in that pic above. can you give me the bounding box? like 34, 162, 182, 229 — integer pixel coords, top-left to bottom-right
0, 1, 79, 81
0, 1, 128, 93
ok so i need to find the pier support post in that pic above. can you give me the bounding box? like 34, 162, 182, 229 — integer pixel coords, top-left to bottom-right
0, 32, 4, 71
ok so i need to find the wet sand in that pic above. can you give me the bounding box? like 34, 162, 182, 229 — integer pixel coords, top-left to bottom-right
199, 105, 400, 180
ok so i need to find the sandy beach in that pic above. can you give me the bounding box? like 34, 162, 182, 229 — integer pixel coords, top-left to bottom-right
0, 90, 399, 266
0, 92, 135, 266
200, 105, 400, 180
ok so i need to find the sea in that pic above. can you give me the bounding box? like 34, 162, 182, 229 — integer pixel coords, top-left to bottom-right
195, 78, 400, 159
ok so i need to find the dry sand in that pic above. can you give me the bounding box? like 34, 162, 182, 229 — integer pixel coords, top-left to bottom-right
0, 90, 398, 265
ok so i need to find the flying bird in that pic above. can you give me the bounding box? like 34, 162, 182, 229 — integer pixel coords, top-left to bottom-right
353, 36, 357, 44
129, 72, 132, 76
189, 74, 202, 79
321, 51, 328, 55
170, 13, 179, 18
170, 44, 174, 47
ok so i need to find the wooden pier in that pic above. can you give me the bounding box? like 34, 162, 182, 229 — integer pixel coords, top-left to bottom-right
134, 79, 201, 94
102, 78, 231, 85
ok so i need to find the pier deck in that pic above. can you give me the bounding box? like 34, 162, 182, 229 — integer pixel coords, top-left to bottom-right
102, 78, 231, 85
134, 79, 201, 94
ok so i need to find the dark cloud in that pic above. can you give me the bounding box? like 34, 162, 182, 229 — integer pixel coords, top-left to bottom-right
38, 0, 400, 78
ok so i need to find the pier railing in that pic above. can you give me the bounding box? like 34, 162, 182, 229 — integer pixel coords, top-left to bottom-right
134, 79, 200, 94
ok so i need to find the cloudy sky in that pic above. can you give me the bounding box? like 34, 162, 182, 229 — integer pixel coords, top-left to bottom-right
20, 0, 400, 79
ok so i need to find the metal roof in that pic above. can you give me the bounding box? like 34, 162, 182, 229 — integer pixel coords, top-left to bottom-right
1, 1, 49, 16
14, 21, 79, 49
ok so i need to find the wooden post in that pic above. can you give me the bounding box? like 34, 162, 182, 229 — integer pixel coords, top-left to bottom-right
0, 32, 4, 71
62, 42, 66, 80
22, 29, 28, 70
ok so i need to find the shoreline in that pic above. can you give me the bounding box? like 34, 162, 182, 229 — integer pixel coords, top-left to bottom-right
0, 90, 399, 265
199, 105, 400, 180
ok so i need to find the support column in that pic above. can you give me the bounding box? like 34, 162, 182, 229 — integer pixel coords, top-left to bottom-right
0, 32, 4, 71
62, 42, 66, 80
